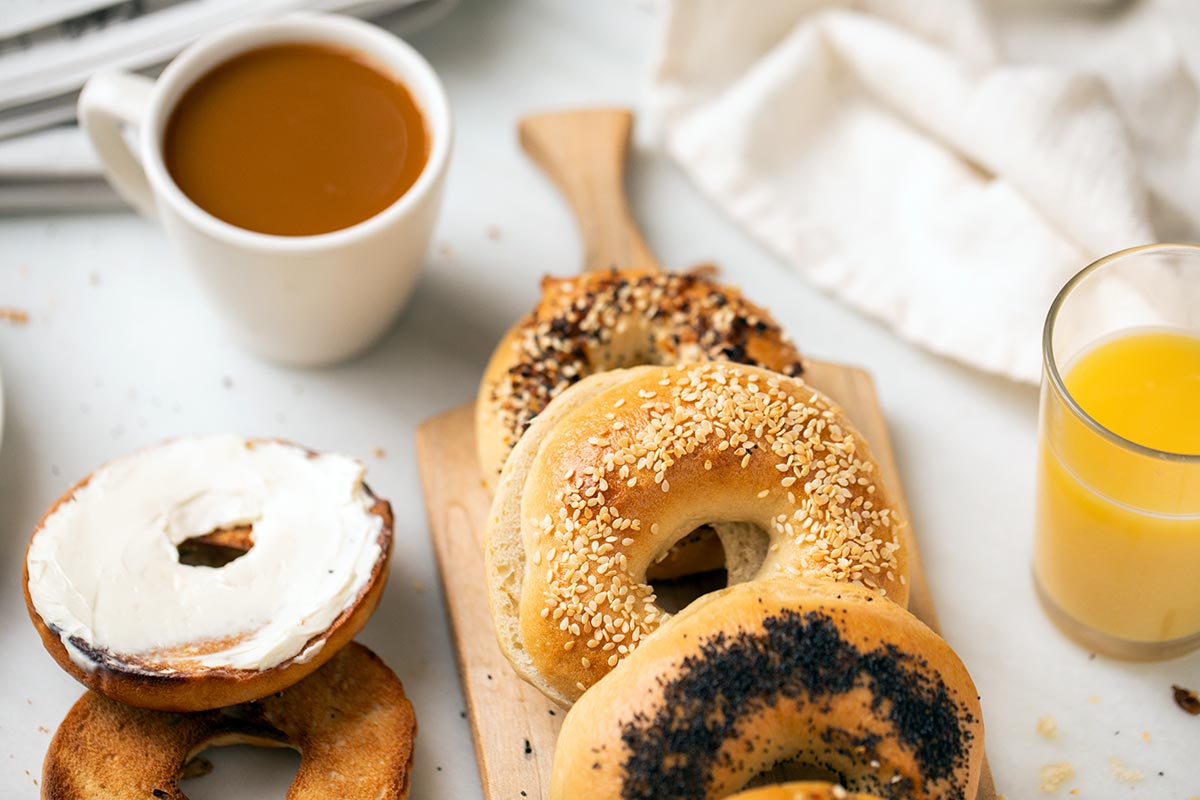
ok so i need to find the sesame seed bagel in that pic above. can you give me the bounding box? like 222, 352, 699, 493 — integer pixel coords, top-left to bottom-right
42, 642, 416, 800
486, 363, 908, 706
476, 268, 805, 490
550, 579, 983, 800
727, 784, 883, 800
23, 436, 393, 712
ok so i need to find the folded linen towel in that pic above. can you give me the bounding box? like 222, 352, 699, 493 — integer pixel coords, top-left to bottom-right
650, 0, 1199, 383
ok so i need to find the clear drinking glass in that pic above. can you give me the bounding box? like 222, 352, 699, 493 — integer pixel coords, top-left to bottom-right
1034, 243, 1200, 660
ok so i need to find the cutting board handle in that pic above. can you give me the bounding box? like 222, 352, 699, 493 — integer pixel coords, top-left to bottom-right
518, 108, 661, 272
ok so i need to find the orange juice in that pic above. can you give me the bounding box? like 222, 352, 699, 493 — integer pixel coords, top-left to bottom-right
1035, 329, 1200, 647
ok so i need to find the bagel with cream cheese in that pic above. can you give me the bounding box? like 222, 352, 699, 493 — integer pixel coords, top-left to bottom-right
23, 435, 393, 712
550, 579, 983, 800
487, 362, 908, 706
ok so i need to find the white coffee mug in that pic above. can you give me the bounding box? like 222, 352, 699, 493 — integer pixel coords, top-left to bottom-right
79, 13, 452, 366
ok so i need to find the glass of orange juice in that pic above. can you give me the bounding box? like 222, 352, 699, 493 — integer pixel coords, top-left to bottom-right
1035, 243, 1200, 660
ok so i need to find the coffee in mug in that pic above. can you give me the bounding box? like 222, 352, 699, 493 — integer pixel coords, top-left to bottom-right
78, 14, 452, 366
164, 43, 429, 237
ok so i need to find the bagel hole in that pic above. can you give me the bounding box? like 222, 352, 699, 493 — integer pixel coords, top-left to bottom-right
648, 522, 772, 614
648, 525, 728, 615
745, 759, 842, 788
177, 525, 254, 568
180, 734, 299, 799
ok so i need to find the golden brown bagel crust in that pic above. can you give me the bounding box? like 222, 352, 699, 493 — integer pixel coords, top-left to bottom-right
476, 268, 805, 490
728, 783, 884, 800
487, 363, 908, 705
42, 642, 416, 800
550, 579, 983, 800
23, 439, 394, 712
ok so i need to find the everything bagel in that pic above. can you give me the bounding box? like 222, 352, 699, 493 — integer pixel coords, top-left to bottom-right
550, 579, 983, 800
476, 268, 805, 489
487, 363, 908, 705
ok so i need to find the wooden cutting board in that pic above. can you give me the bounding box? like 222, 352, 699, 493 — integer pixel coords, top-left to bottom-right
416, 109, 997, 800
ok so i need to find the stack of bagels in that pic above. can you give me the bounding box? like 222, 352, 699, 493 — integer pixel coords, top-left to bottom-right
479, 268, 985, 800
22, 435, 416, 800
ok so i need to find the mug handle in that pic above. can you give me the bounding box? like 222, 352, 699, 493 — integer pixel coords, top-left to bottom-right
78, 71, 158, 219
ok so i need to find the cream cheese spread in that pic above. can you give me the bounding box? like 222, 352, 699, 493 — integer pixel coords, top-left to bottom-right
26, 435, 384, 673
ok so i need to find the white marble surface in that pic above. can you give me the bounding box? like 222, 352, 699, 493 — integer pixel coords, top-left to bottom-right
0, 2, 1196, 798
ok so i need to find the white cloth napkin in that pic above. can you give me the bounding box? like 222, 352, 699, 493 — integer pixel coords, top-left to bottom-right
649, 0, 1200, 383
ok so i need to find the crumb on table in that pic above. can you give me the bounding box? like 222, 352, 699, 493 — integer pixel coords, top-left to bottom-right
1174, 684, 1200, 715
1035, 715, 1058, 740
0, 307, 30, 325
1039, 762, 1075, 793
1108, 756, 1143, 784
